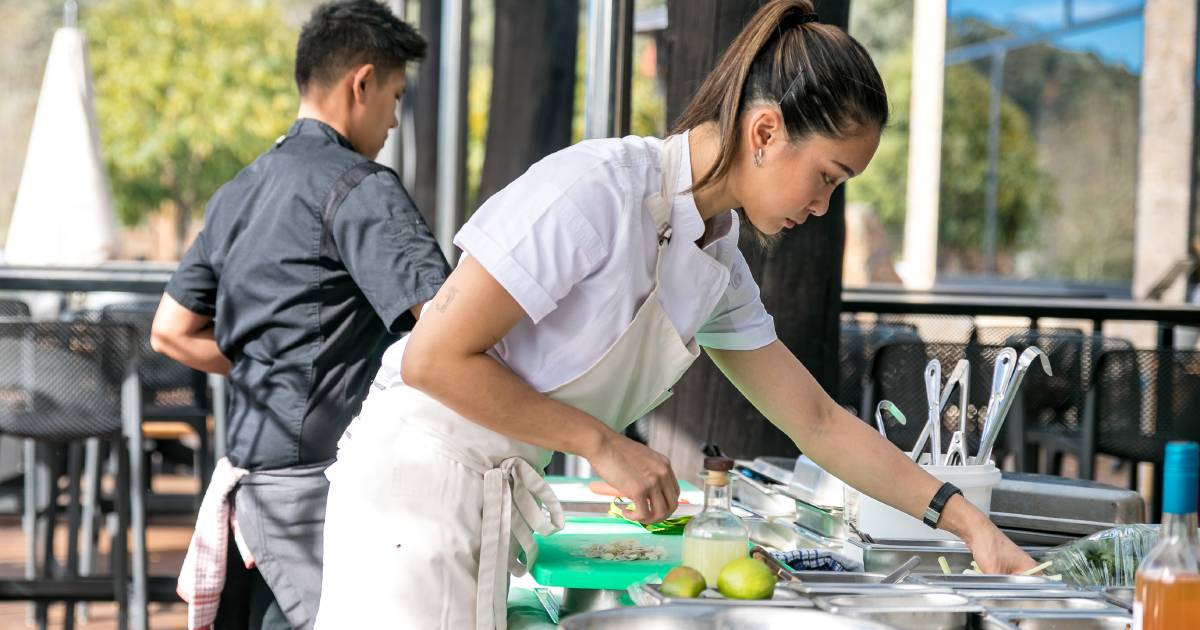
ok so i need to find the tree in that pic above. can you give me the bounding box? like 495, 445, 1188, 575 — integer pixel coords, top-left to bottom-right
87, 0, 297, 253
846, 17, 1056, 276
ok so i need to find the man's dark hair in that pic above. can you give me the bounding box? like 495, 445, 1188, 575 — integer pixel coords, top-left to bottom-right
295, 0, 427, 95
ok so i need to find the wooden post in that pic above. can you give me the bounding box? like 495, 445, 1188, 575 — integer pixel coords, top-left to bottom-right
650, 0, 851, 481
477, 0, 580, 205
413, 0, 442, 228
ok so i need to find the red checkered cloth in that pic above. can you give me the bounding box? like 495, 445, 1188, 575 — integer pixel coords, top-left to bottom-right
176, 457, 255, 630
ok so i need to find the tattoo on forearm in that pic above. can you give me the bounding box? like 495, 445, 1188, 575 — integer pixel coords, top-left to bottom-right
434, 286, 459, 313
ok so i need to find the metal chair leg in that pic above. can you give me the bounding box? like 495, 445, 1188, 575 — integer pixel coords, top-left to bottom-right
64, 442, 84, 630
78, 437, 102, 623
114, 436, 129, 630
37, 443, 59, 630
22, 439, 37, 626
123, 370, 149, 630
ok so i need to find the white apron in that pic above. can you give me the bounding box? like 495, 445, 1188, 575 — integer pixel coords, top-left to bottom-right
314, 135, 727, 629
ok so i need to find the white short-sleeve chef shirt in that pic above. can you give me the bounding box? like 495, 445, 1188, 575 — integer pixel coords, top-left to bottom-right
377, 132, 776, 392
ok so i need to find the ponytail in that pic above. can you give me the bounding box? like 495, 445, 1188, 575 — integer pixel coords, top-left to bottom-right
673, 0, 888, 193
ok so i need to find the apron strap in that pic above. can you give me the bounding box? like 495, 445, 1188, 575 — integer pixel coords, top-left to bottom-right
476, 457, 564, 630
646, 134, 684, 286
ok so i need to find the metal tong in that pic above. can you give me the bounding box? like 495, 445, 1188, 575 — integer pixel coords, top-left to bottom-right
750, 545, 802, 584
874, 400, 905, 440
973, 347, 1052, 465
970, 348, 1017, 465
909, 359, 971, 465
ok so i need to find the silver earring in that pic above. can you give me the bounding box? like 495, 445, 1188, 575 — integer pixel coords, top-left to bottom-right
753, 148, 764, 167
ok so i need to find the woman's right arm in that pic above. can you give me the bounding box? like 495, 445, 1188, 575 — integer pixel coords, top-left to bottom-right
401, 256, 681, 523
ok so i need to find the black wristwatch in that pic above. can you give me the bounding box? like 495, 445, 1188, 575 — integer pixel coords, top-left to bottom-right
922, 482, 963, 528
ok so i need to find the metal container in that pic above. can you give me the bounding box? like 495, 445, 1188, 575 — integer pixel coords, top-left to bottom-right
731, 468, 800, 518
971, 597, 1123, 613
776, 570, 933, 596
559, 604, 900, 629
743, 518, 834, 552
815, 593, 982, 630
917, 573, 1065, 589
845, 537, 1050, 574
790, 571, 892, 583
733, 460, 849, 538
984, 614, 1134, 629
640, 583, 813, 608
1096, 586, 1133, 610
559, 589, 626, 615
786, 581, 953, 597
956, 589, 1102, 601
990, 473, 1145, 540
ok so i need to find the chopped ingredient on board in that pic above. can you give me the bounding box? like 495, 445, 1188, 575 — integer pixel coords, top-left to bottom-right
574, 539, 667, 561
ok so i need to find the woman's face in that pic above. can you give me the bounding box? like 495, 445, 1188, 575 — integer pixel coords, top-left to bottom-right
733, 115, 880, 237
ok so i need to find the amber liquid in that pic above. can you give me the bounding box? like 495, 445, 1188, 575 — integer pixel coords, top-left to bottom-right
1134, 572, 1200, 629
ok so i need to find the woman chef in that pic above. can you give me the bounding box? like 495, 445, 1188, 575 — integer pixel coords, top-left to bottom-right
316, 1, 1037, 627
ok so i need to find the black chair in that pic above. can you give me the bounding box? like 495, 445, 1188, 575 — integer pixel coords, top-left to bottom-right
838, 319, 920, 418
94, 301, 213, 492
999, 332, 1133, 478
1094, 348, 1200, 522
0, 320, 148, 630
0, 298, 31, 318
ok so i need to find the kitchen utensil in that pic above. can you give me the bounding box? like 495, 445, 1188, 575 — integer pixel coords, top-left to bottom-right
925, 360, 943, 465
945, 431, 966, 466
974, 348, 1017, 464
974, 347, 1052, 465
874, 400, 891, 439
881, 555, 922, 584
751, 544, 803, 583
909, 361, 945, 462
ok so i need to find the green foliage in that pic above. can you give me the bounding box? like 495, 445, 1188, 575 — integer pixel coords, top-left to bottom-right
86, 0, 298, 227
847, 25, 1056, 272
938, 62, 1056, 264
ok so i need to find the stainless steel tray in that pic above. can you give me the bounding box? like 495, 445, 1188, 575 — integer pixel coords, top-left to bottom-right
1097, 586, 1132, 610
732, 468, 800, 518
776, 570, 933, 596
640, 583, 813, 608
785, 582, 953, 597
983, 614, 1134, 629
732, 469, 849, 539
845, 538, 1050, 574
560, 605, 903, 630
916, 574, 1065, 589
990, 473, 1145, 537
970, 596, 1124, 614
814, 593, 982, 630
955, 589, 1101, 600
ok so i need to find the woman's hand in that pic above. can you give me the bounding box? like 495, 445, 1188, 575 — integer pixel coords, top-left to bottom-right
965, 527, 1038, 574
949, 495, 1038, 574
584, 429, 680, 524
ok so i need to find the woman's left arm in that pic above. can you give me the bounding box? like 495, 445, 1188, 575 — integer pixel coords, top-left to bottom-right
707, 340, 1036, 574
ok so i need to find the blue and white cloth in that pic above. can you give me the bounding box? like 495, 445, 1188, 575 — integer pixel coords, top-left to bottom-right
770, 548, 863, 573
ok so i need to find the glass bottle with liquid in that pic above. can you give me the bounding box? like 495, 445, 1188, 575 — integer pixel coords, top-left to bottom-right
682, 456, 749, 587
1134, 441, 1200, 629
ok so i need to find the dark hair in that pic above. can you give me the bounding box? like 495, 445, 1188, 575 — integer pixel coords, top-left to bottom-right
295, 0, 427, 95
672, 0, 888, 193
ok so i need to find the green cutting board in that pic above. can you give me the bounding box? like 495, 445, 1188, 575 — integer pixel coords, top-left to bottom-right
530, 517, 683, 590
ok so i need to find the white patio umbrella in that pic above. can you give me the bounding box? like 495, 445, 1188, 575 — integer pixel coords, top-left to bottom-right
7, 3, 118, 267
5, 2, 120, 317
